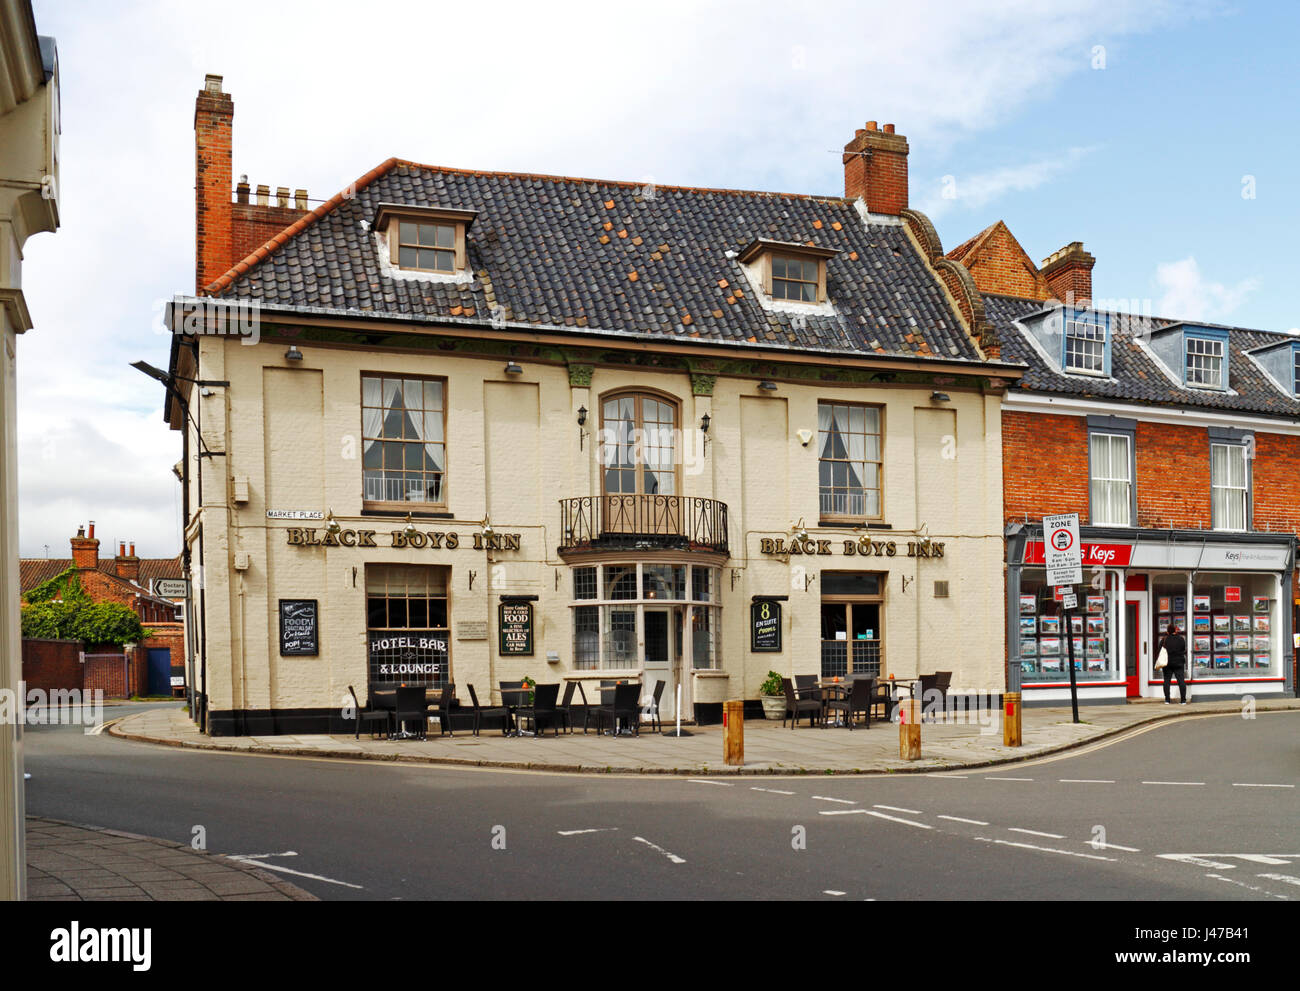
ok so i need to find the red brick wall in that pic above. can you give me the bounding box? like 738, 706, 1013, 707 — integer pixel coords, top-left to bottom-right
1002, 410, 1090, 522
1251, 432, 1300, 534
83, 653, 129, 698
1044, 263, 1092, 305
964, 226, 1051, 300
21, 639, 84, 694
843, 126, 908, 214
1134, 422, 1211, 529
144, 623, 186, 691
196, 83, 234, 292
232, 203, 309, 264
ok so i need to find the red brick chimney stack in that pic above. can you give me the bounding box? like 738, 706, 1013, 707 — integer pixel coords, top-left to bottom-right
70, 521, 99, 570
115, 540, 141, 582
843, 120, 909, 215
195, 73, 234, 294
1041, 242, 1096, 307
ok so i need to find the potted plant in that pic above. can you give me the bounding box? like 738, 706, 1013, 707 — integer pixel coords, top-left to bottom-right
758, 671, 786, 720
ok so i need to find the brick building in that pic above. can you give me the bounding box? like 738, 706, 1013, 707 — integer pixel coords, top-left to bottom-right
20, 521, 187, 695
941, 221, 1298, 703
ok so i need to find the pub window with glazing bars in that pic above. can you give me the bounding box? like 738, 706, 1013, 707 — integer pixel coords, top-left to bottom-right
818, 402, 882, 520
362, 375, 446, 505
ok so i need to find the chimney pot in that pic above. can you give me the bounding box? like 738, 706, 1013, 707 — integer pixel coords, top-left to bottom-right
843, 120, 909, 214
294, 188, 308, 210
76, 525, 85, 538
883, 123, 895, 134
204, 73, 223, 93
119, 541, 126, 558
129, 542, 135, 557
276, 186, 290, 209
256, 184, 270, 207
88, 521, 95, 539
236, 176, 250, 204
865, 120, 878, 131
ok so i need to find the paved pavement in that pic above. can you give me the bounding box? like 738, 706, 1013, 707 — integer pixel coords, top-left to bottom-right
25, 817, 318, 901
109, 696, 1300, 774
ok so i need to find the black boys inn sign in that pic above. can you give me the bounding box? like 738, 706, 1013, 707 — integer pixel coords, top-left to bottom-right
284, 527, 522, 550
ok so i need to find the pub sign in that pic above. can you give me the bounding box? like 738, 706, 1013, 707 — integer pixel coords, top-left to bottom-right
498, 602, 534, 656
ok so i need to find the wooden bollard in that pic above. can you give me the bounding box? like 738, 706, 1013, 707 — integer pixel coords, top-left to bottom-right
899, 697, 921, 760
723, 699, 744, 766
1003, 691, 1022, 747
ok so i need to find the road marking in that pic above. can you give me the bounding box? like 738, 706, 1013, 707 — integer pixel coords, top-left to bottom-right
873, 804, 922, 815
823, 890, 846, 896
633, 836, 685, 864
974, 837, 1115, 862
229, 850, 297, 860
1231, 855, 1295, 865
751, 787, 796, 795
1158, 854, 1238, 869
813, 796, 857, 805
687, 779, 733, 787
865, 810, 932, 829
1205, 874, 1288, 899
1142, 780, 1205, 786
1232, 783, 1295, 789
928, 774, 968, 779
556, 828, 618, 836
937, 815, 989, 826
226, 854, 363, 889
1092, 842, 1141, 853
986, 777, 1033, 782
819, 809, 867, 816
1059, 779, 1114, 784
1257, 873, 1300, 887
1008, 827, 1066, 839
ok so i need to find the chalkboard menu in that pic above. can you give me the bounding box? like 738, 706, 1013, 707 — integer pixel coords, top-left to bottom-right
498, 602, 534, 656
279, 599, 319, 656
751, 599, 782, 652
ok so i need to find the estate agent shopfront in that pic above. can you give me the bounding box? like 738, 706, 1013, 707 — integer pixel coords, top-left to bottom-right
1006, 526, 1294, 703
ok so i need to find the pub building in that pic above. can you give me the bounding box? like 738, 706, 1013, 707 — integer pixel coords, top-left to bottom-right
940, 223, 1299, 703
161, 79, 1020, 734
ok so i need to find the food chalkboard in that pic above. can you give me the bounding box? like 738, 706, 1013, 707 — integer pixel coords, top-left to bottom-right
279, 599, 319, 656
751, 600, 781, 652
498, 602, 534, 656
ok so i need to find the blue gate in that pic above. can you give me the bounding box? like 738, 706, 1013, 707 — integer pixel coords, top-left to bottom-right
147, 648, 172, 696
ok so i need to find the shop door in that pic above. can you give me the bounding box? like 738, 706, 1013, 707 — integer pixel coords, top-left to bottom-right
1122, 596, 1143, 697
643, 608, 676, 719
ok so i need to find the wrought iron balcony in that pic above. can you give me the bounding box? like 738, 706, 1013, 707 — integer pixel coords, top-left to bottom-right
558, 495, 729, 555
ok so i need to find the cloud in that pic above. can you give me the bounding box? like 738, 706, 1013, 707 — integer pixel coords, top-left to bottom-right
1154, 257, 1260, 322
916, 147, 1096, 219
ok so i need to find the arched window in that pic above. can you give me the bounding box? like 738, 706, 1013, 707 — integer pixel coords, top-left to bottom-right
600, 392, 678, 497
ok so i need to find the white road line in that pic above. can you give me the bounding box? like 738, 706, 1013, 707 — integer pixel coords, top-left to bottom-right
818, 809, 867, 816
823, 890, 846, 896
974, 837, 1115, 862
1233, 855, 1296, 865
1008, 827, 1066, 839
813, 795, 857, 805
556, 828, 619, 836
1093, 843, 1141, 853
865, 810, 932, 829
937, 815, 989, 826
1257, 873, 1300, 887
633, 836, 685, 864
1232, 783, 1295, 789
1059, 779, 1114, 784
928, 774, 968, 779
687, 779, 733, 787
1158, 854, 1238, 869
986, 777, 1033, 782
873, 804, 922, 815
751, 787, 796, 795
1142, 780, 1205, 786
226, 855, 363, 889
1205, 874, 1288, 899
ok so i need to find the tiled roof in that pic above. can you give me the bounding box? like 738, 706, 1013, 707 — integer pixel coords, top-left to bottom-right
984, 293, 1300, 418
211, 162, 986, 362
19, 557, 184, 595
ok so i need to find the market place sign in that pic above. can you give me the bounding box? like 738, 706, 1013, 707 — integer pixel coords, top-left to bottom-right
758, 536, 946, 558
285, 527, 521, 551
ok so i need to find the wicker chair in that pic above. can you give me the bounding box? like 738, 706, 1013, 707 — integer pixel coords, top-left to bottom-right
781, 678, 822, 729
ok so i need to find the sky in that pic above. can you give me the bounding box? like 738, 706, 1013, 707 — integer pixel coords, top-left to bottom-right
15, 0, 1300, 558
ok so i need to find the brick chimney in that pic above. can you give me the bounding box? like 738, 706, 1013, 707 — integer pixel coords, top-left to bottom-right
843, 121, 909, 215
195, 73, 234, 294
1041, 242, 1095, 307
70, 521, 99, 570
115, 540, 141, 582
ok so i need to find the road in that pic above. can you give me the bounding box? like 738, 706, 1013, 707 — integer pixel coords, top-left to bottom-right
22, 704, 1300, 901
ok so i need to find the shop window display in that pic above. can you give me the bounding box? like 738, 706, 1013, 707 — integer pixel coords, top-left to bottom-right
1188, 574, 1277, 679
1018, 570, 1118, 680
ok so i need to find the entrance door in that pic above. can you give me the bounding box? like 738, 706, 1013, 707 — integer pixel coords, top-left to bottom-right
1122, 595, 1145, 697
819, 602, 882, 679
643, 608, 676, 720
147, 648, 172, 697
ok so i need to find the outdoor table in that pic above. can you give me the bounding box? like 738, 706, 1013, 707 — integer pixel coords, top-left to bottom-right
500, 687, 532, 737
818, 681, 850, 726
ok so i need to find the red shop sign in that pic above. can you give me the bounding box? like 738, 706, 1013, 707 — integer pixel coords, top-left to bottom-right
1024, 541, 1133, 567
1225, 586, 1241, 603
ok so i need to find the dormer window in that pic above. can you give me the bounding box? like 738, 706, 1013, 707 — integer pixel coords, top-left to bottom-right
737, 239, 837, 305
373, 203, 476, 276
1184, 331, 1226, 389
1242, 337, 1300, 398
1062, 308, 1109, 375
1293, 346, 1300, 395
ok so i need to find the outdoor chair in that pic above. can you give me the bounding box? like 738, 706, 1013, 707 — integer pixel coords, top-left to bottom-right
347, 685, 390, 740
845, 676, 875, 728
554, 681, 578, 734
794, 674, 819, 697
467, 684, 509, 737
577, 682, 602, 734
781, 678, 822, 729
517, 682, 561, 737
392, 686, 428, 740
641, 679, 666, 733
596, 683, 641, 736
931, 671, 952, 721
869, 679, 894, 722
499, 680, 526, 736
918, 673, 952, 723
426, 684, 456, 736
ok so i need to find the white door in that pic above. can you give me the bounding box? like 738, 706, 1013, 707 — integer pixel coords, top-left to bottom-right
642, 608, 675, 722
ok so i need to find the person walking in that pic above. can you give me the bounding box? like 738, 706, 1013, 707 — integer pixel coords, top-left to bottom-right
1157, 620, 1188, 705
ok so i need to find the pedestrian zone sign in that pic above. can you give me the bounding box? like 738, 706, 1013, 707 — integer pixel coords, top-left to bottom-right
1043, 513, 1083, 587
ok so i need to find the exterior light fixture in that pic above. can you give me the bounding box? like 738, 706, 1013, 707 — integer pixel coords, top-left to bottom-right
700, 413, 710, 434
931, 390, 950, 402
792, 517, 809, 543
481, 515, 495, 540
325, 510, 341, 536
759, 380, 778, 391
577, 406, 588, 426
403, 513, 418, 539
285, 345, 304, 362
504, 362, 523, 375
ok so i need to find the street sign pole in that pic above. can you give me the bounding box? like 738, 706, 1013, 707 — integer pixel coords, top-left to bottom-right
1065, 598, 1079, 724
1044, 513, 1083, 724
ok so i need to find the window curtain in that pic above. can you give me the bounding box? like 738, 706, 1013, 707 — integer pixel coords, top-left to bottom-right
1211, 444, 1246, 530
1090, 434, 1131, 525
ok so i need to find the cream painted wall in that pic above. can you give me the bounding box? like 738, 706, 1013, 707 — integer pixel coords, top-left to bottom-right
197, 332, 1008, 725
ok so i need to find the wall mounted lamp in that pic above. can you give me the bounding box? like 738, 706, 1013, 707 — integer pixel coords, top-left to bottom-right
504, 362, 523, 375
758, 380, 778, 391
577, 405, 588, 450
930, 391, 951, 402
285, 345, 304, 362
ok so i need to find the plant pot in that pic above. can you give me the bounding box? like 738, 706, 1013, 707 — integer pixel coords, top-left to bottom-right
760, 695, 785, 720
